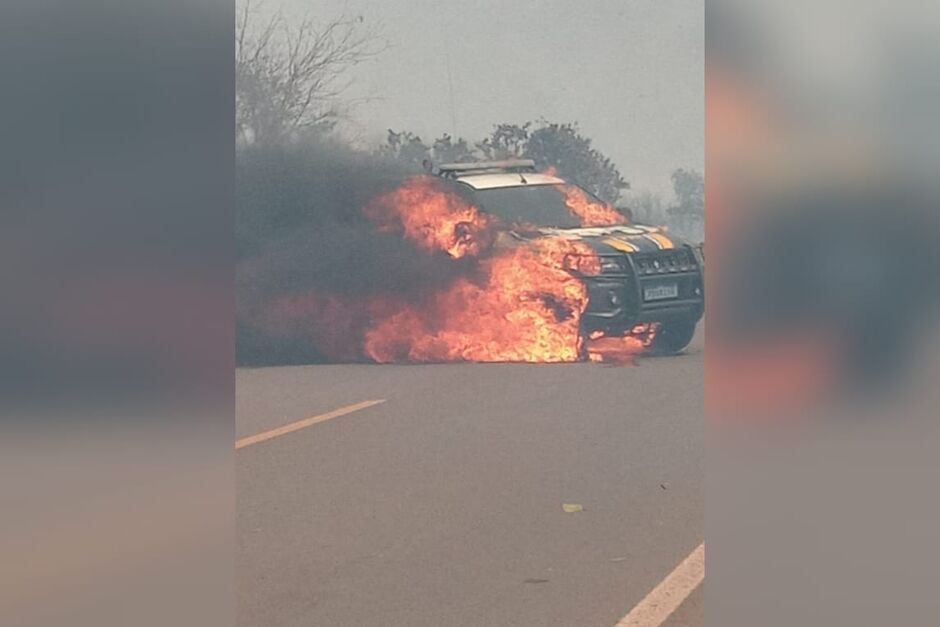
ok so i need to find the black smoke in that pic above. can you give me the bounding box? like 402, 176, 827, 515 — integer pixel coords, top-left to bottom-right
236, 139, 468, 365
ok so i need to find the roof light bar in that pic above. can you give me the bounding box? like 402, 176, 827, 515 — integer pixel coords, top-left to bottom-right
435, 159, 537, 177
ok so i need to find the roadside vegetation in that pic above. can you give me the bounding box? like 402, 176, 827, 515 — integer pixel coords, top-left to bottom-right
235, 1, 703, 248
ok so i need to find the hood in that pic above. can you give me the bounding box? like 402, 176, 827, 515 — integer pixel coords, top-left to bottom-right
520, 224, 685, 254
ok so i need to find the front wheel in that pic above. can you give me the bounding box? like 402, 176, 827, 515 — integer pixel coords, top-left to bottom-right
645, 319, 698, 356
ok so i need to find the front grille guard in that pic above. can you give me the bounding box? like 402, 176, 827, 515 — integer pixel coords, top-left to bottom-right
563, 244, 703, 280
574, 244, 704, 329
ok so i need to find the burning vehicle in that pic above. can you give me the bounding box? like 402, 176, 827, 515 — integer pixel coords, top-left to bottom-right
346, 160, 704, 362
424, 159, 705, 359
245, 159, 704, 364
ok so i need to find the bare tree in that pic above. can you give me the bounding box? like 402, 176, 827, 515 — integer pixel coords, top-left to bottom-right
236, 1, 382, 145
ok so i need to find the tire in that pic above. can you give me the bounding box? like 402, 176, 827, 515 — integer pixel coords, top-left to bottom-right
646, 319, 698, 356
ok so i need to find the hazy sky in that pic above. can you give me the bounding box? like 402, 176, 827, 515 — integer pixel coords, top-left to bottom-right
280, 0, 703, 196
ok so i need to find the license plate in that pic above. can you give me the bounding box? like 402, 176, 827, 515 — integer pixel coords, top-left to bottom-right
644, 283, 679, 301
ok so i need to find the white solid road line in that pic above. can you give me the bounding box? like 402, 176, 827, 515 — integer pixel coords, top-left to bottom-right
235, 399, 386, 450
614, 543, 704, 627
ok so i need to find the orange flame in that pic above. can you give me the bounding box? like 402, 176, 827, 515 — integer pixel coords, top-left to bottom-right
364, 176, 496, 258
261, 176, 648, 364
364, 240, 590, 362
539, 166, 627, 226
585, 324, 656, 365
559, 184, 628, 227
360, 176, 604, 361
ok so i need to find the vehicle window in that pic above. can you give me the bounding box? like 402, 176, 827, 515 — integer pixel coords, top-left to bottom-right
469, 184, 596, 228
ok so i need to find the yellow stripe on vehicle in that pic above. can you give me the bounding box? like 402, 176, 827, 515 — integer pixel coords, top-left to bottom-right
643, 233, 675, 250
604, 237, 639, 253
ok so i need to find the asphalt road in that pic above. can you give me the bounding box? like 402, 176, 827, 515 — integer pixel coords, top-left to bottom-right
237, 330, 703, 626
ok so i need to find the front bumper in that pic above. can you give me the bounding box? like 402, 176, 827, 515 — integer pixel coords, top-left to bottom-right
581, 246, 704, 334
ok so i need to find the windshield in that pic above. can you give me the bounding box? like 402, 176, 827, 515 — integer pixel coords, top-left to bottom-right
469, 183, 624, 228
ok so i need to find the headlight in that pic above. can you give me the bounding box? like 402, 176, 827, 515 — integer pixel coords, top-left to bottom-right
599, 257, 623, 273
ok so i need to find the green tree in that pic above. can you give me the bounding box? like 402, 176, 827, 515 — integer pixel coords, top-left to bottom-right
623, 189, 666, 225
476, 122, 531, 160
382, 121, 629, 204
431, 134, 477, 164
379, 130, 480, 169
668, 168, 704, 218
524, 122, 629, 204
667, 168, 704, 239
377, 129, 430, 168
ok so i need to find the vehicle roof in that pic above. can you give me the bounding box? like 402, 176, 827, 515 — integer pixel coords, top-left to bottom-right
455, 172, 566, 190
